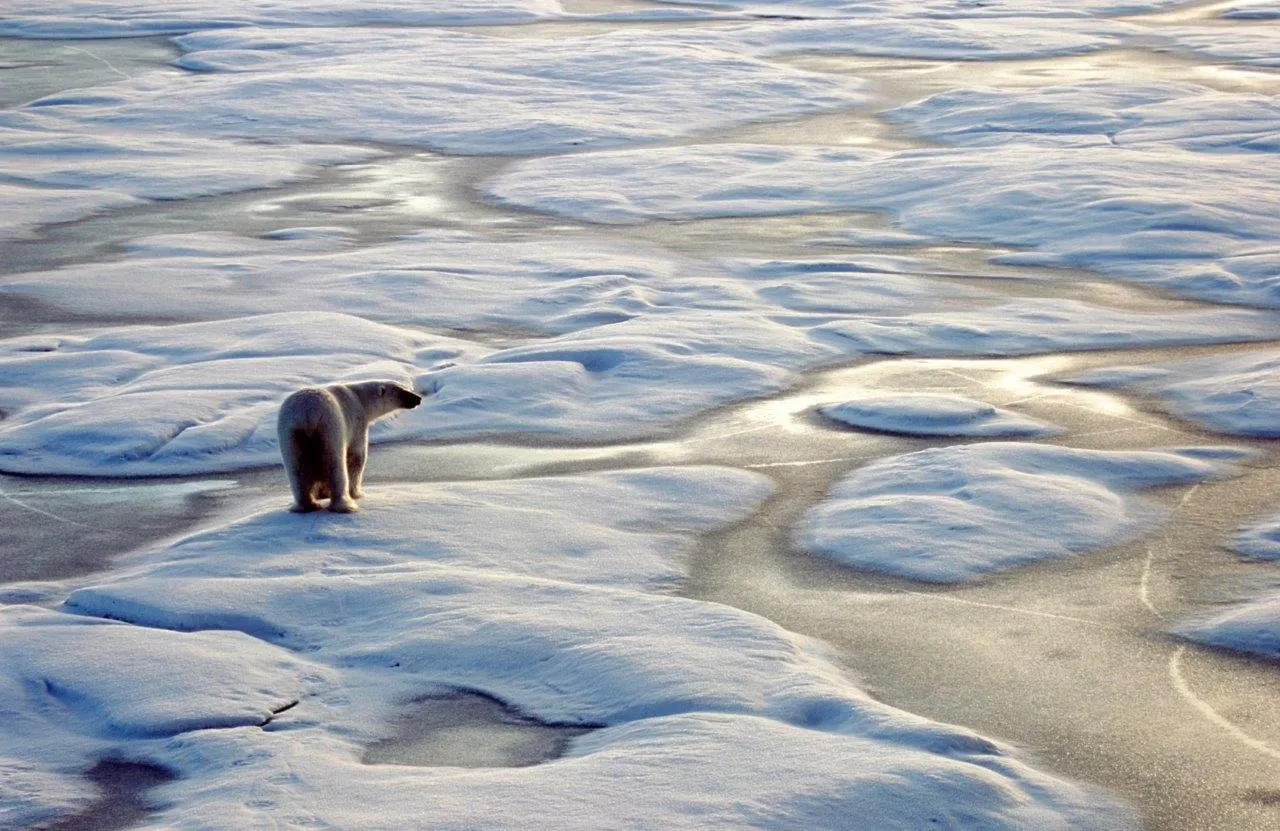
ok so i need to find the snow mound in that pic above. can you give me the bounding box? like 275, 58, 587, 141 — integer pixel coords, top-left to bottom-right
801, 443, 1243, 583
0, 0, 562, 37
36, 464, 1132, 829
0, 112, 376, 201
0, 604, 331, 829
23, 27, 866, 154
132, 468, 775, 590
821, 394, 1060, 437
883, 82, 1280, 151
490, 135, 1280, 307
0, 312, 469, 476
3, 230, 756, 335
1064, 349, 1280, 437
1177, 596, 1280, 659
1236, 511, 1280, 560
0, 182, 138, 240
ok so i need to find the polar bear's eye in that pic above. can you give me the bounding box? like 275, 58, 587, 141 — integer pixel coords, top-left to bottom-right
378, 384, 387, 395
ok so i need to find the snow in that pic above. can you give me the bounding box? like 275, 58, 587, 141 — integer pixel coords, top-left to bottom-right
1164, 26, 1280, 68
1, 230, 760, 334
491, 81, 1280, 306
0, 312, 471, 475
19, 468, 1131, 829
0, 181, 138, 240
0, 112, 377, 234
2, 0, 1276, 824
1236, 511, 1280, 560
1064, 349, 1280, 437
5, 264, 1275, 475
0, 0, 565, 38
18, 27, 868, 155
882, 82, 1280, 150
1177, 596, 1280, 659
801, 443, 1244, 583
1221, 2, 1280, 19
672, 17, 1138, 61
0, 604, 333, 829
821, 393, 1061, 437
122, 467, 776, 589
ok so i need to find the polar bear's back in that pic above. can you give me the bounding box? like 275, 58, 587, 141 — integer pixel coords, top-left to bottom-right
277, 387, 342, 435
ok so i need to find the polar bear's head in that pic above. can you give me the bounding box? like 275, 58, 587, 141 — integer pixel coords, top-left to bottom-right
349, 380, 423, 420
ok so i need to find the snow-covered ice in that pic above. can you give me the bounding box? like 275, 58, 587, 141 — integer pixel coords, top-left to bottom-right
120, 467, 776, 589
801, 443, 1244, 583
19, 27, 868, 155
1177, 596, 1280, 659
2, 0, 1278, 825
0, 0, 567, 38
491, 80, 1280, 305
0, 112, 377, 234
11, 467, 1131, 830
0, 603, 332, 829
5, 265, 1277, 475
820, 393, 1061, 437
1065, 349, 1280, 437
1236, 510, 1280, 560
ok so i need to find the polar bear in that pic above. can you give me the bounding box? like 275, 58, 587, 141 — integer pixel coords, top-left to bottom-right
278, 381, 422, 513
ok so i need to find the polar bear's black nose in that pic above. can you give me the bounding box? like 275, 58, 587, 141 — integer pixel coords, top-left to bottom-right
403, 389, 423, 409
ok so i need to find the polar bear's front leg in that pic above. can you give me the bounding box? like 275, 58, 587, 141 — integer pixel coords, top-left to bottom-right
326, 441, 359, 513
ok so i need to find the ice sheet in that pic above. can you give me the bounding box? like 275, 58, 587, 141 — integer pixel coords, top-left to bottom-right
821, 393, 1061, 437
801, 443, 1243, 582
0, 0, 564, 38
492, 136, 1280, 307
19, 27, 867, 155
1064, 349, 1280, 437
28, 469, 1131, 829
1178, 596, 1280, 659
0, 112, 377, 232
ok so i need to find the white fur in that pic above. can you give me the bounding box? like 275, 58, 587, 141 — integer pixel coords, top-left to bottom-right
277, 381, 422, 513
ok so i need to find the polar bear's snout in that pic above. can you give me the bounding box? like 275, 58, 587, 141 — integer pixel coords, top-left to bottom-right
401, 388, 423, 409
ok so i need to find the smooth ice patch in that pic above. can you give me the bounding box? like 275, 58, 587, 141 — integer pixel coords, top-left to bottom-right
820, 393, 1061, 437
801, 443, 1240, 583
361, 689, 598, 769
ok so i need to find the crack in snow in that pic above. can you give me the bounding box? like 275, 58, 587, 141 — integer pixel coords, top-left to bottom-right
1167, 645, 1280, 762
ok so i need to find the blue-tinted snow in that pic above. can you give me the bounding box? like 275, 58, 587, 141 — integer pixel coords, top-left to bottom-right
801, 443, 1244, 583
